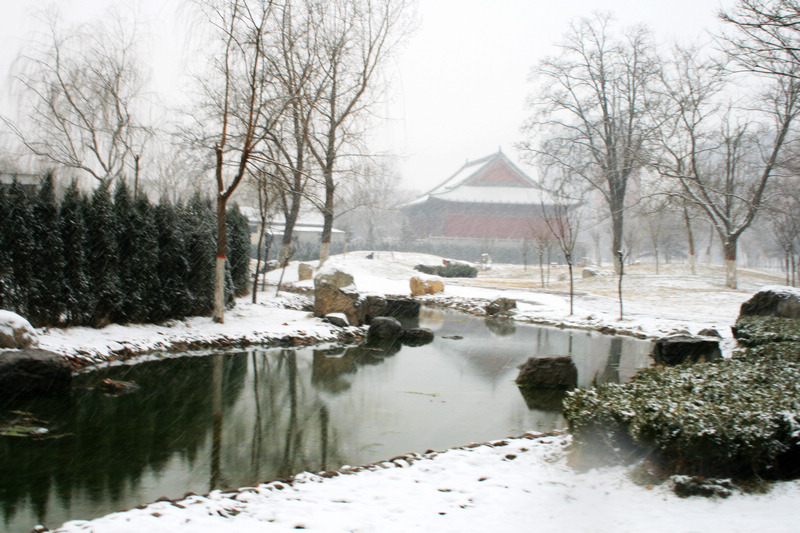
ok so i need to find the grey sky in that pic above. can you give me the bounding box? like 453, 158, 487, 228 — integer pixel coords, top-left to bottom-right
0, 0, 729, 191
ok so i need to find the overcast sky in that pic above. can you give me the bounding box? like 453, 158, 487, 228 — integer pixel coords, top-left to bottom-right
0, 0, 729, 192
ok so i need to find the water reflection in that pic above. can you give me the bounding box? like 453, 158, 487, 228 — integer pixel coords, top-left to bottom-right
0, 310, 653, 532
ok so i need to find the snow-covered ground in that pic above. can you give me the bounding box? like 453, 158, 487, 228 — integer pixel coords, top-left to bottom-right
34, 251, 799, 532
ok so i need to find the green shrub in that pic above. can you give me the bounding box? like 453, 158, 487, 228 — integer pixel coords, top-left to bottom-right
563, 357, 800, 479
732, 315, 800, 346
437, 263, 478, 278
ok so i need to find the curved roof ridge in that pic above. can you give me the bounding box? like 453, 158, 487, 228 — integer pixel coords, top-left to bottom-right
420, 150, 503, 197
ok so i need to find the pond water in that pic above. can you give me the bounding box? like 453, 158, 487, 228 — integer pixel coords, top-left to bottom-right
0, 309, 654, 532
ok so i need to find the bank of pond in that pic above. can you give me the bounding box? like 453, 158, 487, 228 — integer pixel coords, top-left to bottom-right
0, 309, 653, 532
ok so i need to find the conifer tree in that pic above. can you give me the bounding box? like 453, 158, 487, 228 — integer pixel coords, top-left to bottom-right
28, 172, 65, 326
86, 181, 122, 326
4, 181, 35, 316
0, 186, 9, 308
154, 198, 192, 320
114, 181, 136, 322
184, 193, 216, 316
226, 203, 251, 298
60, 180, 93, 325
133, 193, 161, 322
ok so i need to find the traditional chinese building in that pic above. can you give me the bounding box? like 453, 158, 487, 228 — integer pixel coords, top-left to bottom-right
402, 151, 555, 244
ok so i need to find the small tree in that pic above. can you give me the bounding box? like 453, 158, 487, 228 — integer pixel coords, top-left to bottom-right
184, 193, 216, 317
539, 173, 583, 315
226, 202, 252, 298
59, 180, 93, 325
2, 182, 35, 316
195, 0, 278, 323
86, 182, 122, 326
154, 197, 193, 320
28, 173, 65, 326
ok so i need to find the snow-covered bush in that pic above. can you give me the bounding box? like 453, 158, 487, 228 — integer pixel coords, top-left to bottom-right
732, 315, 800, 346
564, 354, 800, 479
437, 263, 478, 278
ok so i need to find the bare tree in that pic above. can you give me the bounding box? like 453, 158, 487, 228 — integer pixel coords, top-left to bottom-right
527, 222, 555, 287
194, 0, 278, 323
539, 171, 583, 315
265, 0, 322, 268
520, 14, 659, 274
307, 0, 412, 265
4, 11, 148, 185
654, 45, 800, 288
248, 164, 280, 302
768, 183, 800, 285
720, 0, 800, 79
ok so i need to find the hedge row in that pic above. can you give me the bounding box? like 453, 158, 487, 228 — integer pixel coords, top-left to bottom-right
0, 175, 251, 328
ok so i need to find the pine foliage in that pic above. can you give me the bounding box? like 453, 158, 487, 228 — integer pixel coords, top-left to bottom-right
184, 193, 216, 317
154, 198, 192, 320
86, 182, 123, 326
227, 202, 252, 297
4, 182, 35, 315
59, 181, 93, 326
28, 172, 65, 326
0, 177, 253, 327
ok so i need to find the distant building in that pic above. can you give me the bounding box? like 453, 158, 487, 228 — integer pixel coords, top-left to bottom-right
402, 150, 556, 245
241, 207, 347, 257
0, 170, 40, 191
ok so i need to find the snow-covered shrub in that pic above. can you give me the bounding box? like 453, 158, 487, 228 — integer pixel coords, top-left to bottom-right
564, 356, 800, 479
732, 315, 800, 346
437, 263, 478, 278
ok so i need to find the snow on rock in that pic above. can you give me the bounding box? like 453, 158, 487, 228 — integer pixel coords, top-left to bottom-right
739, 285, 800, 319
0, 309, 38, 349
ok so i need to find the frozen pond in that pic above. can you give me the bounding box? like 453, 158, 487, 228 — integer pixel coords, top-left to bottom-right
0, 309, 653, 532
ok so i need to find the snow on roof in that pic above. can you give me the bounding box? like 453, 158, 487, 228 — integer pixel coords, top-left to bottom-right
239, 207, 345, 234
408, 151, 557, 206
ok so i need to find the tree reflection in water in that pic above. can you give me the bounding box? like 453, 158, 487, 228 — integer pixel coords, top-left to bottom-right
0, 312, 654, 532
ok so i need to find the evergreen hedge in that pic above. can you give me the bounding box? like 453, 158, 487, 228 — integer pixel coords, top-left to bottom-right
563, 347, 800, 480
0, 176, 252, 328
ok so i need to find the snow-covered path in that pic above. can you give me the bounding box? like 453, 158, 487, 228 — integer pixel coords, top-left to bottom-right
54, 433, 800, 533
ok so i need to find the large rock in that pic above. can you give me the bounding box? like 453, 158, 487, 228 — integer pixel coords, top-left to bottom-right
367, 317, 403, 344
0, 310, 38, 349
401, 328, 434, 346
515, 356, 578, 389
358, 295, 388, 326
410, 276, 444, 296
740, 287, 800, 319
0, 349, 72, 398
313, 267, 386, 326
652, 334, 722, 366
485, 298, 516, 316
298, 263, 314, 281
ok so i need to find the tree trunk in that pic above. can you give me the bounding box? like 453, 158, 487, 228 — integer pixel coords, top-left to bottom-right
567, 259, 574, 315
683, 204, 696, 275
318, 173, 335, 266
539, 249, 545, 288
786, 247, 791, 286
723, 238, 738, 289
611, 202, 624, 274
252, 224, 266, 304
616, 250, 624, 320
655, 245, 660, 275
214, 195, 228, 324
280, 192, 302, 268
